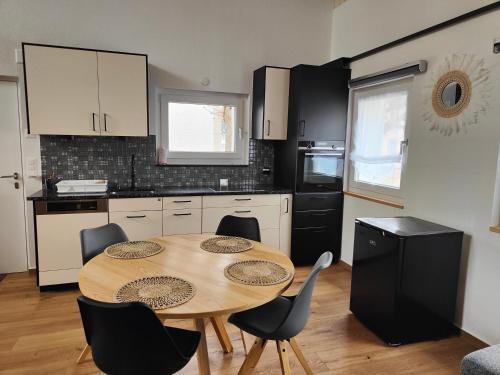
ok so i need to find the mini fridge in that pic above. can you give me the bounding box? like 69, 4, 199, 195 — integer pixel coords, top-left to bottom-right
349, 217, 463, 345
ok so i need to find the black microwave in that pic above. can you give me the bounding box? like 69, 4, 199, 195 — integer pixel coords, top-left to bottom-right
296, 141, 345, 192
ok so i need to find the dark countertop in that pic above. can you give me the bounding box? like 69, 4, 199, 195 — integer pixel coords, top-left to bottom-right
27, 185, 293, 201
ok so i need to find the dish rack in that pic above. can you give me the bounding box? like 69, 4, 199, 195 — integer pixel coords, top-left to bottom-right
56, 180, 108, 194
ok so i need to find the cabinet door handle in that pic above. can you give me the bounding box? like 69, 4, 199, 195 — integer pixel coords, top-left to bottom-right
174, 213, 192, 216
234, 210, 251, 213
92, 113, 97, 132
103, 113, 108, 132
267, 120, 271, 136
313, 228, 327, 233
235, 198, 251, 201
173, 200, 191, 203
299, 120, 306, 137
284, 197, 289, 214
126, 215, 146, 219
312, 213, 328, 217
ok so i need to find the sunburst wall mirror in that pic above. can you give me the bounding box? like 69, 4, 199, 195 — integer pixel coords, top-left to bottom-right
422, 54, 491, 135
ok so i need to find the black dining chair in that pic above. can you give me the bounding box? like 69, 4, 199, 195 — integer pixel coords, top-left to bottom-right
215, 215, 261, 242
215, 214, 261, 354
80, 223, 128, 265
77, 223, 128, 364
229, 252, 333, 375
77, 296, 200, 375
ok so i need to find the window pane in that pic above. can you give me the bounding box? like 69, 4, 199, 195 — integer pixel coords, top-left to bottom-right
168, 102, 236, 153
351, 87, 408, 189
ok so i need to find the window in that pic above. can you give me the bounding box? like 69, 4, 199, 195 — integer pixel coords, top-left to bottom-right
158, 90, 248, 165
346, 78, 411, 203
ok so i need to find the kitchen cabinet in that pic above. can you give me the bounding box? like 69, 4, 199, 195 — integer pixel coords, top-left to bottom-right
202, 194, 291, 255
108, 198, 162, 240
23, 43, 148, 136
252, 66, 290, 140
35, 199, 108, 287
289, 64, 350, 142
97, 52, 148, 136
162, 196, 202, 235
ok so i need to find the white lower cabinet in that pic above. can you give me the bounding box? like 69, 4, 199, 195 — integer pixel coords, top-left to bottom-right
36, 211, 108, 286
163, 208, 202, 235
109, 210, 163, 241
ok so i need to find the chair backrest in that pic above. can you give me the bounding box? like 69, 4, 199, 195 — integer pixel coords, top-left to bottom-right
80, 223, 128, 264
77, 296, 190, 375
215, 215, 261, 242
273, 252, 333, 339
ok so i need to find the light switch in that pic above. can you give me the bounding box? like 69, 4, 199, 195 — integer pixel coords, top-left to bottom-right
26, 157, 41, 177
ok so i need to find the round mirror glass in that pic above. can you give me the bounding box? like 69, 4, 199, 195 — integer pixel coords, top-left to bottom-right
441, 81, 462, 107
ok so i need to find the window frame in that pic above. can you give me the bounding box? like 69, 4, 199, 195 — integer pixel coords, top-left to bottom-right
158, 89, 248, 165
345, 76, 413, 204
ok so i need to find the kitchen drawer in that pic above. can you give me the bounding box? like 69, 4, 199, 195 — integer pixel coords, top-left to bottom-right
291, 226, 339, 265
109, 197, 162, 212
109, 210, 162, 240
202, 205, 280, 233
294, 192, 343, 211
203, 194, 280, 208
293, 209, 339, 229
163, 196, 201, 210
163, 209, 202, 235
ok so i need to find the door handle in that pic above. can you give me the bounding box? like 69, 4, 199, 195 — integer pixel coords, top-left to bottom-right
299, 120, 306, 137
126, 215, 146, 219
234, 210, 251, 213
1, 172, 19, 180
173, 213, 192, 216
284, 198, 289, 214
92, 113, 97, 132
103, 113, 108, 132
267, 120, 271, 136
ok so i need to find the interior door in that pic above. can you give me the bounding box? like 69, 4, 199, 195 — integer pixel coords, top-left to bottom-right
264, 67, 289, 140
0, 80, 28, 273
23, 45, 100, 135
97, 52, 148, 136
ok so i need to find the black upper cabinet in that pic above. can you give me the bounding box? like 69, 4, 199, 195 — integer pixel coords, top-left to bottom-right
291, 65, 350, 142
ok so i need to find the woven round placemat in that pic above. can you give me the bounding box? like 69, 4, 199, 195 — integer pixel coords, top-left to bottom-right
114, 276, 195, 310
200, 236, 253, 254
104, 241, 164, 259
224, 260, 291, 286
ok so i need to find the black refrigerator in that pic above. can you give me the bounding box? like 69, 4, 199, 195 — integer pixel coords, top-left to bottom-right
350, 217, 463, 346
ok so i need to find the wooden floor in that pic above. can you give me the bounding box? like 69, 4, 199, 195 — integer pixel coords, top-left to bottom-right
0, 265, 483, 374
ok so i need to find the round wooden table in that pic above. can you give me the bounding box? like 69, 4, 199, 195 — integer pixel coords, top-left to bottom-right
79, 234, 295, 375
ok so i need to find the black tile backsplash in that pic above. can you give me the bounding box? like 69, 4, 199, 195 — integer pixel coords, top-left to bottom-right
40, 136, 275, 189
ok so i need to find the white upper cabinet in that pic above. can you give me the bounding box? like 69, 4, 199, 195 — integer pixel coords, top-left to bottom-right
23, 44, 148, 137
24, 45, 100, 136
251, 66, 290, 140
97, 52, 148, 136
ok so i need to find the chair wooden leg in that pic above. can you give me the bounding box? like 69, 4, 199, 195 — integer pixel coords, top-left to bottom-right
240, 329, 248, 355
276, 340, 292, 375
237, 337, 267, 375
76, 344, 90, 364
210, 316, 233, 353
289, 338, 313, 375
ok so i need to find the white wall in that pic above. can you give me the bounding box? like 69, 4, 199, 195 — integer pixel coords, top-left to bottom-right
332, 3, 500, 344
331, 0, 497, 59
0, 0, 334, 268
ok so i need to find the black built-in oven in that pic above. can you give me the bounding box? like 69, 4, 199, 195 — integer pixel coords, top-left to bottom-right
296, 141, 345, 192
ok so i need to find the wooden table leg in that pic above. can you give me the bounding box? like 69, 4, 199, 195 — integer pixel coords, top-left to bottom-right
195, 318, 211, 375
210, 316, 233, 353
